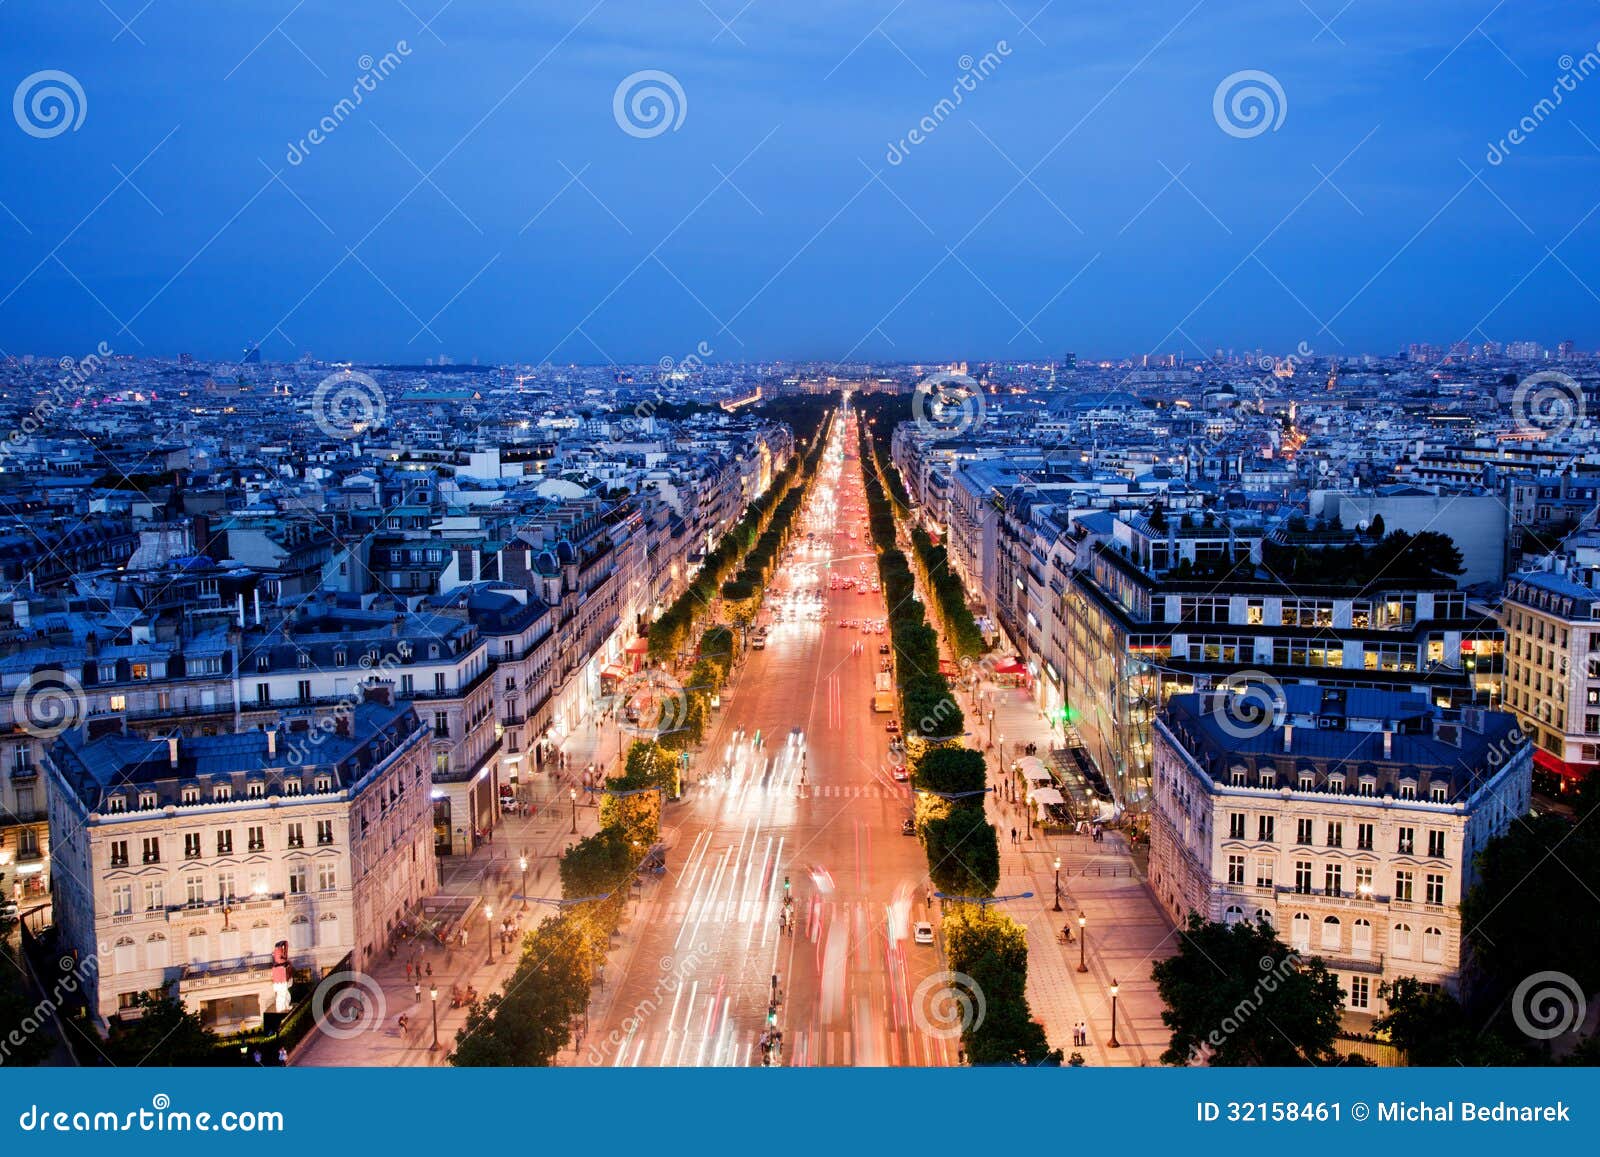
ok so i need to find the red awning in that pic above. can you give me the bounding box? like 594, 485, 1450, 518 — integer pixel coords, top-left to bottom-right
600, 663, 628, 680
993, 660, 1029, 676
1533, 747, 1591, 782
625, 638, 651, 654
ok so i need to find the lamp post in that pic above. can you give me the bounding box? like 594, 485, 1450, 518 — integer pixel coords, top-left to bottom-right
484, 905, 496, 965
569, 787, 578, 834
429, 983, 439, 1052
1077, 911, 1087, 973
519, 853, 529, 910
1053, 857, 1062, 912
1108, 978, 1121, 1048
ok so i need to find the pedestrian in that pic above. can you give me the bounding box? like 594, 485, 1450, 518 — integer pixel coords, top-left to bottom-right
425, 961, 433, 978
277, 1046, 289, 1066
404, 960, 412, 982
252, 1049, 262, 1066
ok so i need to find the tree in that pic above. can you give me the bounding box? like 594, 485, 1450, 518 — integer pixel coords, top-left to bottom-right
451, 916, 591, 1066
924, 807, 1000, 896
942, 906, 1060, 1065
912, 746, 988, 801
102, 992, 221, 1066
1374, 978, 1494, 1066
1151, 915, 1345, 1066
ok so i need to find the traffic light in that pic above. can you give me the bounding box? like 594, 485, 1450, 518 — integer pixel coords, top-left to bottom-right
767, 1005, 778, 1026
783, 875, 791, 894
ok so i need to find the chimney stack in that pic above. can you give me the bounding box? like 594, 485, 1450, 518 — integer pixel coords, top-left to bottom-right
1282, 722, 1293, 754
1382, 722, 1394, 760
236, 592, 246, 629
167, 736, 180, 768
267, 729, 277, 758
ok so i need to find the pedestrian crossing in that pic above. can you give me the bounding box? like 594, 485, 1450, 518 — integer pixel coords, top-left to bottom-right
607, 1024, 952, 1067
807, 783, 905, 799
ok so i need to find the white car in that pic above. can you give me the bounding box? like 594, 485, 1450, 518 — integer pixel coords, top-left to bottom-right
912, 922, 935, 945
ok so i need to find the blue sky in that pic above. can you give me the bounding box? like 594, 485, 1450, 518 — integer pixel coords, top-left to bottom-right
1, 0, 1598, 364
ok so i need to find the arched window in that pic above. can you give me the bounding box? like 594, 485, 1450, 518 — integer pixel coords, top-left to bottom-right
318, 911, 342, 947
187, 927, 209, 965
113, 936, 137, 973
1392, 923, 1412, 959
1224, 905, 1244, 925
1254, 908, 1273, 927
288, 915, 312, 951
1291, 912, 1311, 952
1320, 915, 1341, 950
146, 932, 168, 971
1352, 918, 1372, 957
1422, 926, 1445, 963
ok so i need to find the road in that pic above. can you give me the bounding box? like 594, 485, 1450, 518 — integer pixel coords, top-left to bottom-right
582, 407, 957, 1067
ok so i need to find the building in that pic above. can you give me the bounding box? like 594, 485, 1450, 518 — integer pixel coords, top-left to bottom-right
45, 694, 433, 1033
1150, 685, 1531, 1020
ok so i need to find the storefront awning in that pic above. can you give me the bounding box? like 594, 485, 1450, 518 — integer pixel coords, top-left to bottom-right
625, 639, 651, 654
993, 660, 1028, 675
1533, 747, 1591, 782
600, 663, 628, 680
1029, 786, 1065, 805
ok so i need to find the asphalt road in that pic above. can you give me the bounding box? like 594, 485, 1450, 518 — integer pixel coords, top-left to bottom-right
584, 409, 957, 1067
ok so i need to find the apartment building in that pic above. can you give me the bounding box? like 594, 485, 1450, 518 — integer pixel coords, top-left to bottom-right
1150, 686, 1531, 1017
1499, 560, 1600, 793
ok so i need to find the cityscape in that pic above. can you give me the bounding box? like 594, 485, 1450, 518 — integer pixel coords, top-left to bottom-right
1, 1, 1599, 1080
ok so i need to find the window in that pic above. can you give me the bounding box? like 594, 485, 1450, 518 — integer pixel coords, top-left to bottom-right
181, 787, 200, 805
1395, 870, 1414, 902
1397, 826, 1415, 855
1348, 975, 1371, 1010
1425, 873, 1445, 906
1352, 918, 1372, 957
434, 672, 447, 695
1298, 774, 1314, 792
106, 795, 126, 813
1228, 813, 1246, 839
1324, 863, 1343, 896
257, 683, 271, 706
247, 826, 265, 852
1354, 865, 1373, 896
246, 781, 265, 799
1255, 858, 1274, 889
216, 830, 233, 856
298, 679, 312, 703
1258, 770, 1275, 789
109, 840, 129, 868
141, 837, 160, 864
1326, 822, 1343, 848
144, 881, 164, 911
109, 694, 126, 712
286, 823, 304, 849
1257, 815, 1275, 842
1254, 908, 1273, 926
1356, 822, 1374, 851
1295, 818, 1313, 845
1291, 913, 1311, 952
183, 832, 200, 859
1427, 830, 1446, 858
217, 873, 236, 902
316, 820, 334, 846
213, 783, 232, 802
1392, 923, 1413, 959
317, 863, 337, 892
1224, 905, 1245, 925
1294, 861, 1313, 894
284, 779, 302, 796
111, 883, 133, 916
1422, 926, 1445, 963
401, 674, 415, 697
1430, 784, 1448, 803
137, 791, 157, 810
288, 865, 308, 894
1230, 768, 1247, 787
314, 776, 331, 793
1227, 854, 1246, 885
1320, 916, 1341, 950
1398, 781, 1416, 800
185, 875, 205, 906
433, 712, 449, 739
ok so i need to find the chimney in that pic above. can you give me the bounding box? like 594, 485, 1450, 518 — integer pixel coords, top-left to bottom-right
253, 587, 262, 626
267, 729, 277, 758
1282, 722, 1293, 753
236, 592, 246, 629
167, 736, 180, 768
363, 681, 394, 708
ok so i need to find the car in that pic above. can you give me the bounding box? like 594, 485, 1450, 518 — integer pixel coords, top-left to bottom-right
878, 643, 891, 655
885, 719, 901, 734
913, 922, 935, 945
890, 764, 909, 782
900, 818, 917, 836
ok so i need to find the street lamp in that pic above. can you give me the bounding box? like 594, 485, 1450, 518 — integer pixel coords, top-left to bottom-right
485, 905, 496, 965
519, 853, 529, 910
1077, 911, 1088, 973
429, 983, 439, 1052
1052, 857, 1062, 912
569, 787, 578, 833
1108, 978, 1121, 1048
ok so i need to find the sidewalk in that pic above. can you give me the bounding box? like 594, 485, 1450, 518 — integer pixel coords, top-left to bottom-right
975, 677, 1177, 1066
